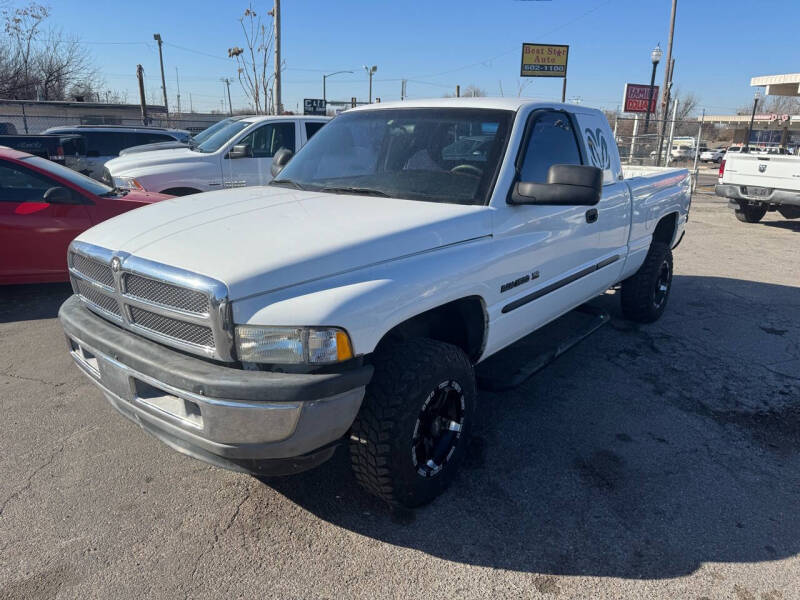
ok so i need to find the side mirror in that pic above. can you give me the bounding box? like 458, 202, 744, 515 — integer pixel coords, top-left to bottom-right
509, 164, 603, 206
270, 147, 294, 178
228, 144, 252, 159
43, 186, 78, 204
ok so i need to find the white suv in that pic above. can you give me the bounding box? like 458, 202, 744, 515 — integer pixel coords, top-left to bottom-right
104, 116, 329, 195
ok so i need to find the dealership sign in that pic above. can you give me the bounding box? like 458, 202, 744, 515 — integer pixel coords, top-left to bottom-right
303, 98, 326, 116
520, 43, 569, 77
623, 83, 659, 114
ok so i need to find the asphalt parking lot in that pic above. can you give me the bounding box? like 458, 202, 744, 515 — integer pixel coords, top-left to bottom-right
2, 189, 799, 599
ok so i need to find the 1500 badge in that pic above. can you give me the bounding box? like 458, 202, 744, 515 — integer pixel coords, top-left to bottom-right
500, 270, 540, 293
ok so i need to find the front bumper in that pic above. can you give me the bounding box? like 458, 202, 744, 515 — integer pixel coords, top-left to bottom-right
59, 295, 373, 475
715, 184, 800, 208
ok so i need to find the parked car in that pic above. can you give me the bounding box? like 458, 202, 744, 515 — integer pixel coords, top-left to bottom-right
60, 98, 690, 506
0, 133, 86, 170
0, 147, 171, 285
42, 125, 190, 181
716, 150, 800, 223
700, 148, 726, 163
103, 115, 330, 195
118, 116, 252, 156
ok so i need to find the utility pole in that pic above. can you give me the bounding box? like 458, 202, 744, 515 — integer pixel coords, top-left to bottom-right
153, 33, 168, 113
221, 78, 233, 115
657, 58, 675, 166
657, 0, 677, 164
691, 108, 705, 192
137, 64, 149, 125
271, 0, 282, 114
456, 84, 460, 98
401, 79, 407, 101
175, 67, 181, 116
189, 93, 193, 113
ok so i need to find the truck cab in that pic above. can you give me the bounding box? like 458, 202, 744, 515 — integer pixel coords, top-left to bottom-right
60, 98, 690, 507
103, 116, 330, 196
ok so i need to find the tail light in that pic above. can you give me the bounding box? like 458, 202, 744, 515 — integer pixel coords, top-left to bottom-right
50, 145, 65, 162
718, 159, 726, 180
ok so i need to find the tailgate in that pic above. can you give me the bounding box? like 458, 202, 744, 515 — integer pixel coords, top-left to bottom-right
723, 154, 800, 190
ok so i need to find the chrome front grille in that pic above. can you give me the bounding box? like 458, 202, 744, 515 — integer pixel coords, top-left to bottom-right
67, 241, 233, 361
74, 278, 122, 317
123, 274, 209, 314
129, 306, 214, 347
70, 253, 114, 287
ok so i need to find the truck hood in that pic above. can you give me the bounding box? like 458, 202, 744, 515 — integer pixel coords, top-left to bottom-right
105, 147, 202, 174
76, 186, 492, 300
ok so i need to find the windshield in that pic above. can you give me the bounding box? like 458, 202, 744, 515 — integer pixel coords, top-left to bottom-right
193, 117, 238, 144
273, 108, 513, 205
194, 120, 251, 153
21, 155, 115, 195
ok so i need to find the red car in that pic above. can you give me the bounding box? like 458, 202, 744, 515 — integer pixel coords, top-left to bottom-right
0, 147, 171, 284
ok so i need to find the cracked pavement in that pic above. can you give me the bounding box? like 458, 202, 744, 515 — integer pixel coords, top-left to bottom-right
1, 190, 799, 599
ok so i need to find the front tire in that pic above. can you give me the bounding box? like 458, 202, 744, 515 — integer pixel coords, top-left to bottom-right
621, 242, 673, 323
349, 338, 476, 508
735, 203, 767, 223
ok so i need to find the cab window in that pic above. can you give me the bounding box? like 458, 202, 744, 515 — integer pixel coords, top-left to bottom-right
519, 111, 582, 183
239, 122, 296, 158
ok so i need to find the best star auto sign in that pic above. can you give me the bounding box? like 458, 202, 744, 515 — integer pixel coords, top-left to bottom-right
623, 83, 659, 114
520, 43, 569, 77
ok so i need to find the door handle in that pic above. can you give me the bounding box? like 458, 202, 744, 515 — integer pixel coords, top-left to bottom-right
585, 208, 598, 223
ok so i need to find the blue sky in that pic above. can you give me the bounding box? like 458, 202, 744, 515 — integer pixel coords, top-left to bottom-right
39, 0, 800, 114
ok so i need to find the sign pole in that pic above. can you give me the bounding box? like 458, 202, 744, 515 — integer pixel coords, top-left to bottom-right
561, 78, 566, 103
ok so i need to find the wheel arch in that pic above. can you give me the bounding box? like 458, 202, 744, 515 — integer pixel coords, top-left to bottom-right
160, 186, 202, 197
373, 295, 488, 364
653, 211, 679, 246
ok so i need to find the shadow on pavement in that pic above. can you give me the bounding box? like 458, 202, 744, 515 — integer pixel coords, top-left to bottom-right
761, 219, 800, 233
265, 275, 800, 579
0, 283, 72, 323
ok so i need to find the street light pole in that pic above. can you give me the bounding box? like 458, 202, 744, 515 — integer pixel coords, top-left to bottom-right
323, 70, 353, 104
645, 44, 662, 133
363, 65, 377, 103
744, 89, 761, 153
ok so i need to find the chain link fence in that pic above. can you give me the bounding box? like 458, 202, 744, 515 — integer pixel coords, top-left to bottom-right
613, 115, 710, 169
0, 110, 224, 135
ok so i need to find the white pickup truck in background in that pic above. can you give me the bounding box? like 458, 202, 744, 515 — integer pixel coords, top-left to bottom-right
103, 115, 330, 196
716, 151, 800, 223
60, 98, 690, 507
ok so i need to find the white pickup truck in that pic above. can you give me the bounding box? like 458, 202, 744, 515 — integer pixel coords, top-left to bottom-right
60, 98, 690, 507
716, 151, 800, 223
103, 115, 329, 196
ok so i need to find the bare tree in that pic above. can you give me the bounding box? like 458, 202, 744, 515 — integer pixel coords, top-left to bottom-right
228, 3, 275, 114
443, 84, 487, 98
0, 2, 110, 101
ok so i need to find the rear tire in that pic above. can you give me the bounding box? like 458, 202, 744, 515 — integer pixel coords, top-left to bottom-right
349, 338, 476, 508
621, 242, 673, 324
734, 204, 767, 223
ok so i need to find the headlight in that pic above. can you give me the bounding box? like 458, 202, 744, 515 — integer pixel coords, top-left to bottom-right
235, 326, 353, 364
112, 176, 144, 190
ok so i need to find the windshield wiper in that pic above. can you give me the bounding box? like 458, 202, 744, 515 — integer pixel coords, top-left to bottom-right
320, 186, 390, 198
270, 178, 305, 190
100, 186, 129, 197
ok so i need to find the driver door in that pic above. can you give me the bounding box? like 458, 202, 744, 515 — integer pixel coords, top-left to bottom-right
0, 159, 91, 282
224, 121, 296, 187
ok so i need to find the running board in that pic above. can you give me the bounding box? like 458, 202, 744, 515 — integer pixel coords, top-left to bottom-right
476, 304, 610, 392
